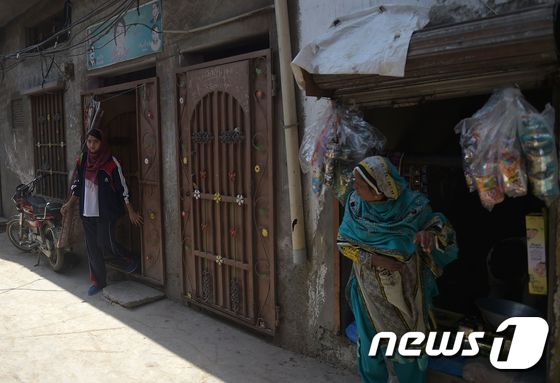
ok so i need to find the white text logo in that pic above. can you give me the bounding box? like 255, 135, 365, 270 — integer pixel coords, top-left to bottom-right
369, 317, 548, 370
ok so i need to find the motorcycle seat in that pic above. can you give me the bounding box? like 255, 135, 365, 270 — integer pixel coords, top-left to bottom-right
28, 196, 62, 213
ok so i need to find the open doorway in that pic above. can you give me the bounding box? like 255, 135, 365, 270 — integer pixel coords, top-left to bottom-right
335, 88, 552, 375
98, 90, 142, 274
83, 77, 165, 286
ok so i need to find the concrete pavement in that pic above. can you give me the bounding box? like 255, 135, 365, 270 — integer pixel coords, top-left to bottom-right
0, 233, 359, 383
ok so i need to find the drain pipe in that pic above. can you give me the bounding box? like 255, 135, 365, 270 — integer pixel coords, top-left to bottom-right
274, 0, 307, 264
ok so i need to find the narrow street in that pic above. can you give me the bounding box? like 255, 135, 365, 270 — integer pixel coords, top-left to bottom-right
0, 233, 359, 383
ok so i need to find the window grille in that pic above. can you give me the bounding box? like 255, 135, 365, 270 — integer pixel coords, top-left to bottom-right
26, 9, 69, 49
31, 92, 67, 200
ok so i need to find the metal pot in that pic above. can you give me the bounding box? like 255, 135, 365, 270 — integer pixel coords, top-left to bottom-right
476, 297, 542, 331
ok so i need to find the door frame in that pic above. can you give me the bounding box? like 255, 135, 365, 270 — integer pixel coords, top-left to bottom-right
81, 77, 166, 287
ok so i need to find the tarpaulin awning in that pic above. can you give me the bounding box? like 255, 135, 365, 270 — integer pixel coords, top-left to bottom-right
292, 5, 430, 88
292, 5, 559, 108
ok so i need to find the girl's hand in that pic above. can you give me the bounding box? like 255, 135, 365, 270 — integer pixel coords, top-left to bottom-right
128, 209, 143, 226
126, 203, 143, 226
414, 231, 435, 254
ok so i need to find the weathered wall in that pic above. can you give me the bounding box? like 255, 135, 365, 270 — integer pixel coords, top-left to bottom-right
0, 0, 304, 364
0, 0, 70, 217
0, 0, 338, 370
292, 0, 557, 371
0, 0, 277, 301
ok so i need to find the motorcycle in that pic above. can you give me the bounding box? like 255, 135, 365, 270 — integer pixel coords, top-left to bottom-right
5, 175, 67, 271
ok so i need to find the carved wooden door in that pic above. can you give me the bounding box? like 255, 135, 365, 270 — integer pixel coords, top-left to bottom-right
137, 79, 164, 285
178, 50, 276, 333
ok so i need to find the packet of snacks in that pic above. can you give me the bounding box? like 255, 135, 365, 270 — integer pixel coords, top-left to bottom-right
456, 88, 531, 210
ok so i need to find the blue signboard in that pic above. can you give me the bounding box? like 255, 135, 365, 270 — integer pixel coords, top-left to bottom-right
86, 0, 162, 70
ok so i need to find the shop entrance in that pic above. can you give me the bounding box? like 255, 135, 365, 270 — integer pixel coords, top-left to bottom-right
336, 89, 551, 360
82, 78, 164, 286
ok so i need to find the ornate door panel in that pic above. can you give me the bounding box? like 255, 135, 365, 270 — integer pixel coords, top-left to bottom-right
137, 79, 165, 284
178, 50, 276, 333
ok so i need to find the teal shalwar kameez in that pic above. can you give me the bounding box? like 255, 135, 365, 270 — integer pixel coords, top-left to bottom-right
338, 156, 458, 383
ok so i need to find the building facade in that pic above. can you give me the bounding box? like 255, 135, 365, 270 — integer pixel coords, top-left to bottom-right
0, 0, 559, 379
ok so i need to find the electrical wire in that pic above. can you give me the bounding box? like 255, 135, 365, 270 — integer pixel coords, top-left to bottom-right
1, 0, 164, 84
0, 0, 135, 76
13, 0, 134, 59
3, 0, 125, 59
0, 1, 133, 84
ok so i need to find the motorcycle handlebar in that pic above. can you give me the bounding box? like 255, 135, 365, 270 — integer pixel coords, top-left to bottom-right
27, 174, 44, 190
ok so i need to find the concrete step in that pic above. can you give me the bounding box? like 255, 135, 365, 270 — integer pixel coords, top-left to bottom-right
103, 280, 165, 309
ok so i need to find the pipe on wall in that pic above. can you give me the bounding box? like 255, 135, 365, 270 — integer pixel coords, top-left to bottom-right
274, 0, 307, 264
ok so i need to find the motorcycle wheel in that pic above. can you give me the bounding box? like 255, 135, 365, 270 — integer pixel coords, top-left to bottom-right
6, 219, 34, 252
44, 223, 65, 272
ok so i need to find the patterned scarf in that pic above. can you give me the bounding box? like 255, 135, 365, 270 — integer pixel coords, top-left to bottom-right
85, 129, 112, 184
338, 156, 430, 259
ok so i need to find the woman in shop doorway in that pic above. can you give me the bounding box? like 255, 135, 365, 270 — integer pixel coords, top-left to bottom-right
338, 156, 458, 383
61, 128, 143, 296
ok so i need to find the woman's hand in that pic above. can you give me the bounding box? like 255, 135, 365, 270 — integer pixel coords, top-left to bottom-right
414, 231, 435, 254
371, 254, 403, 272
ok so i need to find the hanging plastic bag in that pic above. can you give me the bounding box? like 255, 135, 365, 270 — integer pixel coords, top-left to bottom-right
338, 106, 386, 162
455, 88, 531, 210
518, 103, 559, 205
495, 95, 528, 198
299, 102, 386, 202
331, 105, 386, 200
299, 105, 338, 175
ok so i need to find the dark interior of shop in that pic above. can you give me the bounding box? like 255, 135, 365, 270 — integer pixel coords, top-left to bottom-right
97, 91, 142, 274
338, 88, 552, 334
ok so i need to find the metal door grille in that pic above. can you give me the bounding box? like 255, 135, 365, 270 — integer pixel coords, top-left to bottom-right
179, 50, 276, 333
31, 92, 67, 200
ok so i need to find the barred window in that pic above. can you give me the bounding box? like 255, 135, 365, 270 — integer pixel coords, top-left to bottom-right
31, 92, 67, 200
26, 9, 69, 49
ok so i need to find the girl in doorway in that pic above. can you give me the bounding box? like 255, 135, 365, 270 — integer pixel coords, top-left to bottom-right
338, 156, 458, 383
61, 128, 143, 295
